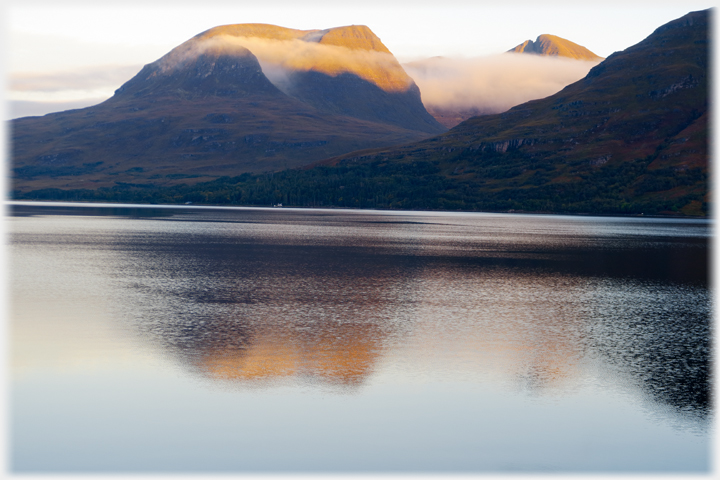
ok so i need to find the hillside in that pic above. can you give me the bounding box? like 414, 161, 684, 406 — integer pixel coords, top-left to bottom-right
10, 24, 444, 194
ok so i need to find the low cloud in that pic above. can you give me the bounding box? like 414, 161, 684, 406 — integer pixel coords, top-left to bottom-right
10, 65, 142, 93
9, 65, 143, 117
403, 53, 601, 114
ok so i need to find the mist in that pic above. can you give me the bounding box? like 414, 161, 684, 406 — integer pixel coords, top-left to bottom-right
403, 53, 601, 114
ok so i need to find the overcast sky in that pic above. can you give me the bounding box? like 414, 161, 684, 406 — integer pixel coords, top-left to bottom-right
4, 0, 715, 119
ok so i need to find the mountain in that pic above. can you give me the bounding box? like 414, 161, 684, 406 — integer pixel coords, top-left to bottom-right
508, 34, 603, 61
10, 24, 445, 193
189, 24, 442, 132
12, 11, 709, 216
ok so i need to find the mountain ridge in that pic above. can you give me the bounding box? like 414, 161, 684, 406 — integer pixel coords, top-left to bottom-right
196, 24, 393, 53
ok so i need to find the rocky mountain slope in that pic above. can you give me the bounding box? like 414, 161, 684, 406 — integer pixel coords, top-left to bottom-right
508, 34, 603, 61
11, 24, 444, 193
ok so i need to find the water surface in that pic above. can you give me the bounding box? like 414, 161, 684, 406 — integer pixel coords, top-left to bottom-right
9, 202, 712, 472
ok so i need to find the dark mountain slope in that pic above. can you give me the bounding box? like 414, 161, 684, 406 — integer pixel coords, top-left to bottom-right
10, 25, 444, 194
111, 44, 279, 98
285, 71, 442, 134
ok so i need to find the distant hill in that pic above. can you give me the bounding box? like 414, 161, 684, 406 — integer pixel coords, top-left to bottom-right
10, 24, 445, 194
508, 34, 603, 61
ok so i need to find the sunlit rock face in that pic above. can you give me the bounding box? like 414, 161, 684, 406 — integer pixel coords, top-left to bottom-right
508, 34, 604, 61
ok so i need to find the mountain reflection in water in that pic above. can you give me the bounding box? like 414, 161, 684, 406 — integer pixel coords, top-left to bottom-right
45, 205, 705, 420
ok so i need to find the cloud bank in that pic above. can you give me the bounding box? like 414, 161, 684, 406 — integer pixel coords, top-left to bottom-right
403, 53, 601, 114
9, 64, 143, 118
10, 65, 141, 93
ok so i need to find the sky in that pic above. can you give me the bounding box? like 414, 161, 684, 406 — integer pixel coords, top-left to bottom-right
3, 0, 716, 119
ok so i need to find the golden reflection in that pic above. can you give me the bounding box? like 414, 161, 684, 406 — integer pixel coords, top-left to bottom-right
196, 322, 385, 387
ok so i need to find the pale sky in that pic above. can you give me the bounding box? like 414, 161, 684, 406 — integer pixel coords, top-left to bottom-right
4, 0, 716, 119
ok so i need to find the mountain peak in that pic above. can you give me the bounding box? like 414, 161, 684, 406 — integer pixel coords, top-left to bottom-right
195, 23, 391, 54
182, 23, 409, 93
508, 34, 603, 61
315, 25, 392, 53
196, 23, 314, 42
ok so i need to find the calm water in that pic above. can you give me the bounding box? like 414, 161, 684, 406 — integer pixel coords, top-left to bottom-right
8, 202, 712, 472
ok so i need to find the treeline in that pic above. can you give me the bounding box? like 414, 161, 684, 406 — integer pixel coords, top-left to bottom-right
11, 155, 707, 216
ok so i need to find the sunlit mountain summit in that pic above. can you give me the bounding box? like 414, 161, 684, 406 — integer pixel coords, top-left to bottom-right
11, 23, 444, 194
124, 23, 436, 127
508, 34, 604, 61
189, 23, 414, 92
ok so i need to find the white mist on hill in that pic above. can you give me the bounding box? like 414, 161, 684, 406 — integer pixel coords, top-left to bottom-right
159, 35, 414, 93
403, 53, 601, 114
